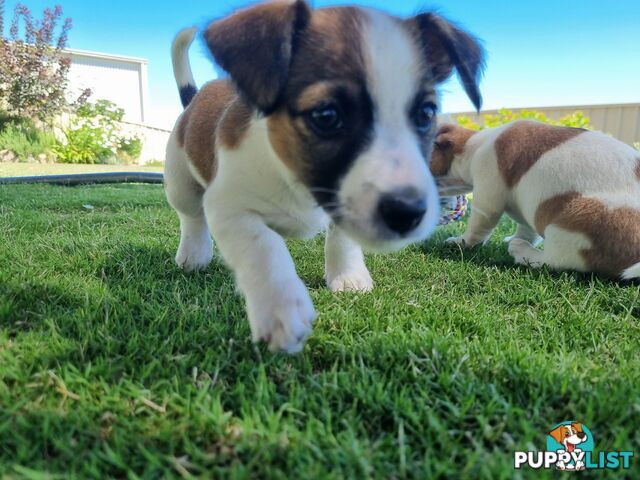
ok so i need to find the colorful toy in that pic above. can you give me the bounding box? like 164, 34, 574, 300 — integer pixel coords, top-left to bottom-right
439, 195, 469, 226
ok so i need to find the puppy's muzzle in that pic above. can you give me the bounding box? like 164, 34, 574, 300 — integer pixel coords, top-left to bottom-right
377, 188, 427, 235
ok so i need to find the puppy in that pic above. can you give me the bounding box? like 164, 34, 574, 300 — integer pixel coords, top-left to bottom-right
430, 121, 640, 280
549, 423, 587, 471
165, 1, 485, 353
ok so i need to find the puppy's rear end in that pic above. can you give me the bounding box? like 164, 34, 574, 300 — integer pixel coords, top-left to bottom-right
432, 121, 640, 280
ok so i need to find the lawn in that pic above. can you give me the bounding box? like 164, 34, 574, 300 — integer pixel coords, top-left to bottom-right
0, 183, 638, 479
0, 163, 163, 178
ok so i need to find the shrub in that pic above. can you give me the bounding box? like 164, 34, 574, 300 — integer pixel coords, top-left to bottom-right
0, 115, 59, 161
0, 1, 87, 122
54, 99, 144, 164
144, 159, 164, 167
456, 108, 593, 131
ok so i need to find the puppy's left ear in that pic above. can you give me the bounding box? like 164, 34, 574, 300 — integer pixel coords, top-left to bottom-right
407, 13, 485, 111
204, 0, 312, 113
549, 426, 566, 444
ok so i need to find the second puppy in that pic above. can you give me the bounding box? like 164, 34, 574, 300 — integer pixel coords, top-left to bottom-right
431, 121, 640, 280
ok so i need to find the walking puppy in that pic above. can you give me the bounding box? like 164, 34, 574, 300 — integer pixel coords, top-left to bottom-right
431, 121, 640, 279
164, 0, 485, 353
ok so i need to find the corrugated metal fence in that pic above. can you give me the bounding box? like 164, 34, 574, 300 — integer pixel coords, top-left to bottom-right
449, 103, 640, 146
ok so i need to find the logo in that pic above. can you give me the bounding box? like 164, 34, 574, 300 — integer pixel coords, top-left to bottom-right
514, 421, 634, 471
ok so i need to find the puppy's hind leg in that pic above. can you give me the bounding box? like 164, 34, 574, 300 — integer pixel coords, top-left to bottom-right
508, 238, 545, 268
165, 137, 214, 272
504, 223, 543, 247
325, 223, 373, 292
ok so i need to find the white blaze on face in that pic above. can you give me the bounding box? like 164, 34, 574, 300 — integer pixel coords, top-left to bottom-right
337, 9, 440, 250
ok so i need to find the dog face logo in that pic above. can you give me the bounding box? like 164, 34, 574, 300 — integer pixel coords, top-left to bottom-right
549, 423, 588, 453
546, 422, 594, 471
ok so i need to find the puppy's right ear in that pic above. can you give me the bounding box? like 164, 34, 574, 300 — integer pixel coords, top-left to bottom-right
204, 0, 311, 113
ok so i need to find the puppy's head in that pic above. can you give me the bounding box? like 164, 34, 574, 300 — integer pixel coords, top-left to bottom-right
549, 424, 587, 449
205, 0, 485, 251
431, 123, 476, 195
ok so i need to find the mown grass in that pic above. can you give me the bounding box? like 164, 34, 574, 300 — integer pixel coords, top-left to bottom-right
0, 163, 163, 178
0, 184, 638, 479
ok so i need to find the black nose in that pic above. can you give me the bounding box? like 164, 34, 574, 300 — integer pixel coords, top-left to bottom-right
378, 192, 427, 235
577, 432, 586, 439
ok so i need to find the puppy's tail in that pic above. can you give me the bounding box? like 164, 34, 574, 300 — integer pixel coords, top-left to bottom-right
172, 27, 198, 108
622, 262, 640, 281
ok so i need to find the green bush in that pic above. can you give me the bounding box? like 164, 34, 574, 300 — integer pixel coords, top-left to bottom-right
117, 136, 143, 164
0, 116, 59, 161
144, 159, 165, 167
55, 100, 144, 164
456, 108, 592, 131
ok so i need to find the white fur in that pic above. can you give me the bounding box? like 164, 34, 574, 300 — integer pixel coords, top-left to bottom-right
622, 262, 640, 280
336, 10, 440, 252
203, 121, 327, 353
325, 223, 374, 292
172, 28, 197, 89
440, 121, 640, 277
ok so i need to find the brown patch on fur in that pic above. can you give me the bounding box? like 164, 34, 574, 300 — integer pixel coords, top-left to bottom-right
177, 80, 251, 184
204, 0, 312, 112
294, 82, 335, 111
535, 192, 640, 277
430, 124, 476, 176
495, 121, 586, 188
218, 99, 253, 150
267, 110, 305, 179
266, 7, 370, 185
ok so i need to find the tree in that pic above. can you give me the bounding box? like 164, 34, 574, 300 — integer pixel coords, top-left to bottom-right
0, 1, 86, 122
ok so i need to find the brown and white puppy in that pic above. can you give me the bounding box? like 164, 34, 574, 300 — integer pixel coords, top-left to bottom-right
549, 423, 587, 471
431, 121, 640, 280
165, 1, 485, 353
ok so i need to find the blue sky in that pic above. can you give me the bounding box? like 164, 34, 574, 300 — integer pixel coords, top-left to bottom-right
3, 0, 640, 128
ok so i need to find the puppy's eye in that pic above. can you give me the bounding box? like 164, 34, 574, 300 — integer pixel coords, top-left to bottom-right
307, 105, 344, 136
414, 102, 437, 133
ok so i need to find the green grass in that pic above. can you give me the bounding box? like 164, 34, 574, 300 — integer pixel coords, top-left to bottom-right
0, 162, 163, 178
0, 184, 638, 479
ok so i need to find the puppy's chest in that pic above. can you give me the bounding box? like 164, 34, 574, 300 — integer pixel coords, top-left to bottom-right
220, 152, 329, 239
253, 178, 328, 238
263, 205, 328, 239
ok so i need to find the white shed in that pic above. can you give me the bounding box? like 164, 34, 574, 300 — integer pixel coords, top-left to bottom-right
66, 48, 149, 124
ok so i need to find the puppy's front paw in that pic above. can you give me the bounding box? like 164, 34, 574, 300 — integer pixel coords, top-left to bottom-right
175, 237, 214, 272
446, 236, 467, 247
327, 268, 374, 293
246, 279, 316, 354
